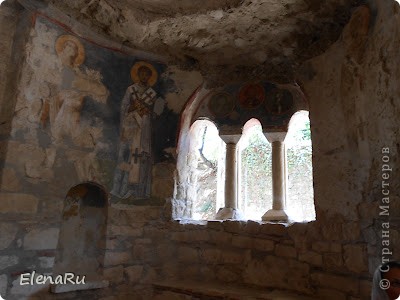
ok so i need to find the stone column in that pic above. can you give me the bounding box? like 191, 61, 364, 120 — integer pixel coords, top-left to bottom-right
215, 134, 243, 220
262, 132, 288, 222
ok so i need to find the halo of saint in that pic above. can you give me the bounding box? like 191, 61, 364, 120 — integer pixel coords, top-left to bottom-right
55, 35, 85, 67
130, 61, 158, 87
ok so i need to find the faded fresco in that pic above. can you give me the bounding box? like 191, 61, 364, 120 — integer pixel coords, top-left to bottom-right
194, 81, 306, 131
14, 16, 179, 201
111, 62, 165, 199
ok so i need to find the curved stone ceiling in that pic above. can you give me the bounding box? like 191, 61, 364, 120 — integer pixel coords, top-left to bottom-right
37, 0, 362, 85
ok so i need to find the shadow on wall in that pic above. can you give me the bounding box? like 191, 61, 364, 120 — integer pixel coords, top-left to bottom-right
51, 182, 109, 292
0, 3, 31, 190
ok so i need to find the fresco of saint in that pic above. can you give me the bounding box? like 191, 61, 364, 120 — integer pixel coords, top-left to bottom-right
41, 34, 109, 145
111, 61, 164, 199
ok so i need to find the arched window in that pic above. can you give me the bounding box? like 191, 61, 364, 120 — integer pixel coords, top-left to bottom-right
285, 110, 315, 221
186, 120, 225, 220
238, 119, 272, 220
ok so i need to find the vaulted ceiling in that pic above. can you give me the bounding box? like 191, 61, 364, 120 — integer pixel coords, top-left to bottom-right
26, 0, 363, 84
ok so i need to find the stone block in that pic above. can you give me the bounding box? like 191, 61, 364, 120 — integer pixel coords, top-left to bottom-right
321, 223, 343, 241
232, 235, 253, 248
152, 178, 174, 199
38, 257, 54, 269
0, 256, 18, 269
253, 238, 275, 252
207, 220, 223, 231
107, 225, 143, 237
104, 237, 119, 250
311, 272, 359, 294
0, 193, 38, 214
323, 253, 343, 269
178, 247, 198, 262
222, 220, 244, 233
124, 265, 143, 283
156, 243, 175, 260
299, 251, 323, 266
259, 223, 288, 237
104, 265, 124, 283
209, 231, 232, 244
104, 252, 131, 266
221, 250, 244, 264
23, 228, 59, 250
200, 248, 221, 264
275, 244, 297, 258
243, 220, 261, 235
143, 227, 167, 240
216, 266, 240, 282
316, 288, 347, 300
199, 265, 217, 280
359, 279, 372, 299
312, 241, 341, 253
0, 222, 18, 250
362, 227, 378, 245
0, 168, 20, 191
141, 267, 157, 283
244, 256, 310, 293
343, 244, 368, 273
342, 222, 361, 241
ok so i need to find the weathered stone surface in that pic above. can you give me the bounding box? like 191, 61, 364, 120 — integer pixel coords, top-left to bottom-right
343, 244, 368, 273
244, 256, 310, 294
104, 252, 131, 266
311, 273, 359, 294
38, 257, 55, 269
0, 274, 7, 299
107, 225, 143, 237
312, 242, 342, 254
299, 251, 323, 267
0, 222, 18, 250
104, 265, 124, 283
216, 266, 240, 283
0, 167, 20, 191
200, 248, 221, 264
231, 235, 253, 249
10, 276, 49, 296
323, 253, 343, 270
316, 288, 347, 300
24, 228, 59, 250
253, 238, 275, 252
0, 256, 18, 270
43, 0, 359, 84
275, 244, 297, 258
124, 265, 144, 283
259, 223, 288, 237
178, 247, 198, 263
209, 231, 232, 245
221, 250, 244, 264
342, 222, 361, 241
0, 193, 39, 214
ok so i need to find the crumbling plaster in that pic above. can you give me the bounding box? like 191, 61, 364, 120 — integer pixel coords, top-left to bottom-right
28, 0, 364, 85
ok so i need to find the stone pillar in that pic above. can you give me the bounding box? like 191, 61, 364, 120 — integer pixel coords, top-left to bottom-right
215, 134, 243, 220
262, 132, 288, 222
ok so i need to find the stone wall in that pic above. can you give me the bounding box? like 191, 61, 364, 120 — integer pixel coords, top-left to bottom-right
0, 0, 399, 299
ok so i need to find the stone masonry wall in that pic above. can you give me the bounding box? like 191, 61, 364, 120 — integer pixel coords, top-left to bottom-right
1, 0, 399, 299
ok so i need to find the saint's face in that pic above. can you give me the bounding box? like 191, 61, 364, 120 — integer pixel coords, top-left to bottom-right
60, 41, 78, 67
138, 67, 152, 85
385, 267, 400, 300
